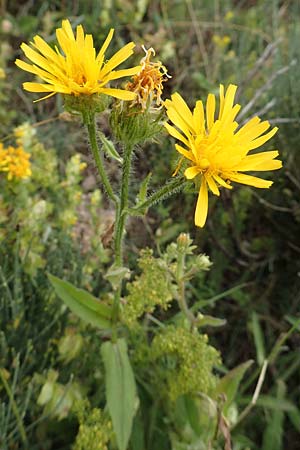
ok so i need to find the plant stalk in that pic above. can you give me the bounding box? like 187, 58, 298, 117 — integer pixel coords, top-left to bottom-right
111, 143, 134, 330
114, 143, 134, 267
130, 177, 187, 215
84, 111, 118, 204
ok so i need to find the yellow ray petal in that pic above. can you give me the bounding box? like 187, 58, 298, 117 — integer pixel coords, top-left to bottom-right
251, 159, 282, 171
218, 84, 225, 119
20, 43, 54, 73
185, 166, 201, 179
101, 65, 141, 82
206, 174, 220, 196
97, 29, 114, 64
100, 42, 135, 76
170, 92, 194, 129
175, 144, 195, 162
213, 173, 233, 189
230, 173, 273, 188
100, 87, 136, 100
206, 93, 216, 131
193, 100, 205, 135
164, 123, 190, 147
61, 19, 75, 40
76, 24, 85, 48
33, 35, 61, 64
23, 82, 55, 92
33, 92, 57, 102
245, 127, 278, 151
173, 157, 184, 176
220, 84, 238, 119
166, 107, 193, 139
233, 150, 281, 171
195, 177, 208, 227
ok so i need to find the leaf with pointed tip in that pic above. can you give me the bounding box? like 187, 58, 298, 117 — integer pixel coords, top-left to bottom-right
215, 360, 253, 415
99, 132, 123, 163
48, 274, 112, 330
137, 172, 152, 204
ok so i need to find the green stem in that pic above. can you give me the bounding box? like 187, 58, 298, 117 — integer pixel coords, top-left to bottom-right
114, 143, 134, 266
84, 111, 118, 204
111, 144, 134, 330
130, 177, 188, 215
176, 252, 196, 326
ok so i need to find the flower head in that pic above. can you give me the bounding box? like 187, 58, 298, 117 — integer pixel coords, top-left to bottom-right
165, 84, 282, 227
0, 143, 31, 180
125, 46, 170, 110
15, 19, 141, 101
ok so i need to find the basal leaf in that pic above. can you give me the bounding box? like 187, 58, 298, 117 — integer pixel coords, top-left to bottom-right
101, 338, 137, 450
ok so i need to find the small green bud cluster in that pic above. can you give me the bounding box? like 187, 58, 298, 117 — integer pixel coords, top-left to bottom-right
151, 326, 220, 401
110, 103, 164, 146
122, 248, 173, 327
73, 401, 112, 450
164, 233, 212, 281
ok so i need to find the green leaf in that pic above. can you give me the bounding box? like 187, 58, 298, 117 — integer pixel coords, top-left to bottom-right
130, 412, 145, 450
48, 274, 112, 329
240, 394, 296, 412
137, 172, 152, 204
288, 407, 300, 432
99, 132, 123, 163
104, 264, 130, 290
101, 338, 137, 450
215, 360, 253, 415
262, 380, 286, 450
250, 312, 266, 366
183, 395, 202, 436
197, 314, 226, 328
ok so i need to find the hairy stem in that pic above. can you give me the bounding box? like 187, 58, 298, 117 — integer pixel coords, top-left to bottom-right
176, 252, 196, 327
112, 144, 134, 329
114, 143, 134, 266
130, 177, 188, 214
84, 111, 118, 204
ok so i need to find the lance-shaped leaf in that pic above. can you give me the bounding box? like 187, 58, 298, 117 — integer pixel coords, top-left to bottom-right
101, 338, 137, 450
215, 360, 253, 415
136, 172, 152, 205
48, 274, 112, 330
99, 132, 123, 164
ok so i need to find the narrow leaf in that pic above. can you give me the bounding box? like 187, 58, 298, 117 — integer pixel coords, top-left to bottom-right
262, 380, 286, 450
288, 407, 300, 433
250, 312, 266, 366
99, 132, 123, 163
239, 394, 296, 412
215, 360, 253, 415
137, 172, 152, 204
197, 314, 226, 328
48, 274, 112, 329
101, 338, 137, 450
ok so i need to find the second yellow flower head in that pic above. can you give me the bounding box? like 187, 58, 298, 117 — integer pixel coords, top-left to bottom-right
165, 85, 282, 228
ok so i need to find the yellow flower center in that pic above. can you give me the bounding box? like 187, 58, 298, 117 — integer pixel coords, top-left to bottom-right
199, 158, 210, 170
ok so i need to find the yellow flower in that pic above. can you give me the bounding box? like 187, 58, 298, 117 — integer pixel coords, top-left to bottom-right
0, 143, 32, 180
125, 46, 170, 110
164, 84, 282, 227
15, 19, 141, 101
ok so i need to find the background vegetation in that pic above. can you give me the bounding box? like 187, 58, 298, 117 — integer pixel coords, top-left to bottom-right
1, 0, 300, 449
